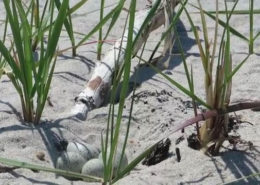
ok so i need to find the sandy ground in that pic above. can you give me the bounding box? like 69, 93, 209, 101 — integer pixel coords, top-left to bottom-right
0, 0, 260, 184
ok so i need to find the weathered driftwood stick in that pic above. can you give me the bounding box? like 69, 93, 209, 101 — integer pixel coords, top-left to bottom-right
71, 1, 178, 120
162, 0, 176, 68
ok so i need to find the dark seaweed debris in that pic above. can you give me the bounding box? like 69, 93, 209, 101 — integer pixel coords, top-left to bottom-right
187, 133, 200, 150
142, 138, 171, 166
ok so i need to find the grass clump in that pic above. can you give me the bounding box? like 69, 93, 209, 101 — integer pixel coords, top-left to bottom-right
0, 0, 259, 184
184, 0, 252, 155
0, 0, 68, 124
195, 0, 259, 54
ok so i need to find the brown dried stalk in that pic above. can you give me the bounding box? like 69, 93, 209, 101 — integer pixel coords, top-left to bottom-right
172, 101, 260, 134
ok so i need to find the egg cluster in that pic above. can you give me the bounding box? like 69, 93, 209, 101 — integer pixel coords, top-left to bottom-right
55, 142, 128, 179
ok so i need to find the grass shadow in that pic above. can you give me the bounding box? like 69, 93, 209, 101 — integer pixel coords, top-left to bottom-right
129, 18, 196, 85
10, 171, 60, 185
0, 100, 23, 121
220, 151, 260, 184
35, 116, 83, 165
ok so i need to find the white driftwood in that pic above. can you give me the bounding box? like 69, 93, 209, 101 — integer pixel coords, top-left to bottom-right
71, 1, 178, 120
162, 0, 176, 68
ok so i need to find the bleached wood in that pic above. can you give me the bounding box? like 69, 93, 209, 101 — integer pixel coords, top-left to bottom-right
71, 1, 177, 120
162, 0, 176, 68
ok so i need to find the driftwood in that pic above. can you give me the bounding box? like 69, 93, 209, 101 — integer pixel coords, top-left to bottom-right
71, 0, 178, 120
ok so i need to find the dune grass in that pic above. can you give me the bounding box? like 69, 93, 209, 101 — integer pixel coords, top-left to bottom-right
193, 0, 259, 54
0, 0, 68, 123
0, 0, 259, 184
0, 13, 8, 79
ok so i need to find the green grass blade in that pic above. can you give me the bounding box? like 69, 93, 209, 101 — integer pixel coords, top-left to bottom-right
68, 0, 89, 15
116, 36, 148, 180
190, 65, 195, 93
253, 31, 260, 41
0, 39, 21, 80
30, 0, 34, 35
210, 0, 219, 69
132, 0, 161, 51
184, 6, 207, 73
223, 0, 231, 81
147, 62, 210, 109
35, 57, 56, 124
207, 9, 260, 15
97, 0, 105, 60
190, 3, 249, 43
36, 0, 55, 87
221, 1, 231, 107
15, 1, 32, 37
34, 0, 40, 29
54, 0, 76, 56
102, 11, 130, 181
34, 0, 68, 124
106, 0, 136, 182
112, 142, 158, 183
22, 24, 33, 97
249, 0, 254, 53
6, 71, 23, 94
226, 54, 250, 84
207, 12, 248, 42
174, 26, 192, 89
5, 72, 26, 117
32, 0, 49, 51
4, 0, 25, 64
45, 0, 69, 59
67, 10, 76, 56
216, 0, 238, 67
102, 0, 125, 42
197, 0, 210, 64
11, 1, 33, 113
0, 14, 9, 79
76, 6, 118, 48
149, 0, 188, 62
32, 11, 51, 48
15, 0, 34, 93
34, 36, 45, 97
38, 0, 49, 30
46, 0, 55, 56
0, 157, 103, 182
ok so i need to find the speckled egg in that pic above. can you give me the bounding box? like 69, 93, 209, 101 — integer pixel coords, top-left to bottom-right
56, 151, 87, 173
81, 158, 104, 178
66, 142, 100, 160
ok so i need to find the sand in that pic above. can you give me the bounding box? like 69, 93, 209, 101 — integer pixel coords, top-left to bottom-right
0, 0, 260, 184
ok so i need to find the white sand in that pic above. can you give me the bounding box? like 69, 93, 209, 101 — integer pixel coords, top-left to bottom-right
0, 0, 259, 184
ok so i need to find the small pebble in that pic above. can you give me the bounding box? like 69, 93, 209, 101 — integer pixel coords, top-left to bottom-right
36, 152, 45, 161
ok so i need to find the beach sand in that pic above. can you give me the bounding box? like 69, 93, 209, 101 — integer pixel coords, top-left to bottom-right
0, 0, 259, 184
